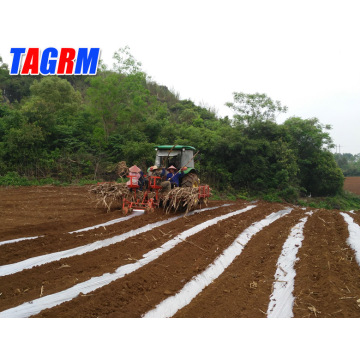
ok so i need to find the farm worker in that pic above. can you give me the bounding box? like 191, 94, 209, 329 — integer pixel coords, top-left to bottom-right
149, 165, 170, 191
126, 165, 142, 187
148, 165, 165, 178
166, 165, 185, 188
138, 170, 147, 190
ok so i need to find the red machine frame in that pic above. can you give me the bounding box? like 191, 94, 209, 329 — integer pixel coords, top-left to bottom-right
122, 175, 211, 214
122, 175, 161, 214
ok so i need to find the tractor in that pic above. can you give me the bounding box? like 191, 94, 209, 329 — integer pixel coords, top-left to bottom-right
92, 145, 210, 214
153, 145, 200, 188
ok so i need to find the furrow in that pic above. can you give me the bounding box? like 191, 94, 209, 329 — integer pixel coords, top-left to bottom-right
292, 210, 360, 318
0, 205, 255, 318
0, 205, 228, 277
144, 207, 292, 318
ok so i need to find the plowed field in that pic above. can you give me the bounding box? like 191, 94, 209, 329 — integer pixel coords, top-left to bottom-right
344, 176, 360, 195
1, 186, 360, 318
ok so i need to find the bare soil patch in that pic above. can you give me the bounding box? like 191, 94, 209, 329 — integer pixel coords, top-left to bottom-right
344, 177, 360, 195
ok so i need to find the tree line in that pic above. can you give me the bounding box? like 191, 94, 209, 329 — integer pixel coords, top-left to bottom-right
0, 48, 344, 200
334, 153, 360, 176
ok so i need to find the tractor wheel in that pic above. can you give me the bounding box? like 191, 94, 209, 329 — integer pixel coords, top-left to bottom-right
181, 173, 199, 188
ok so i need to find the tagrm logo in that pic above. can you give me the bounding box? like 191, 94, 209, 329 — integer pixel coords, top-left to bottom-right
10, 48, 100, 75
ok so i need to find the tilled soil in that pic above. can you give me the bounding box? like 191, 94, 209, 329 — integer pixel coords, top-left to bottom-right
293, 210, 360, 317
344, 176, 360, 196
0, 185, 360, 318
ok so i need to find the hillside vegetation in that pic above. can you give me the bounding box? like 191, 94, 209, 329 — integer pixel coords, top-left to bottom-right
335, 153, 360, 176
0, 48, 345, 203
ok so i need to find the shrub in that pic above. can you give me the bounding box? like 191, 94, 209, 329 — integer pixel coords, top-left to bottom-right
0, 172, 32, 186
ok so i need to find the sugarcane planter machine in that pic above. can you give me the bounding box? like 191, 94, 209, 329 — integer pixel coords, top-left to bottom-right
121, 173, 162, 215
122, 145, 211, 214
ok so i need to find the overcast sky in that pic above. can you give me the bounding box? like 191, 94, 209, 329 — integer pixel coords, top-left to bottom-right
2, 0, 359, 154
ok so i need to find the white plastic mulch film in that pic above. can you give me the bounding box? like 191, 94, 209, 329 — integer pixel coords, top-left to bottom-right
0, 205, 230, 277
341, 212, 360, 267
0, 204, 242, 318
267, 212, 313, 318
0, 210, 143, 246
144, 207, 293, 318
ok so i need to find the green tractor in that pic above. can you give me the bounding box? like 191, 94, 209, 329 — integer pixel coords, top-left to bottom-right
153, 145, 200, 187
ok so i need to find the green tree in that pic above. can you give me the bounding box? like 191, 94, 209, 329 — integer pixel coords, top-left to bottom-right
87, 47, 168, 145
335, 153, 360, 176
0, 116, 44, 176
226, 92, 288, 126
21, 77, 82, 140
112, 46, 143, 75
0, 56, 44, 103
283, 117, 343, 196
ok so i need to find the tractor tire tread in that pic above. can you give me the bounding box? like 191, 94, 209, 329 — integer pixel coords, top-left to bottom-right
181, 173, 199, 188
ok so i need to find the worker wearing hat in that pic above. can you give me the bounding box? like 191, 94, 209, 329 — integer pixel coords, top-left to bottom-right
127, 165, 146, 190
126, 165, 141, 186
148, 165, 169, 190
148, 165, 164, 181
166, 165, 185, 188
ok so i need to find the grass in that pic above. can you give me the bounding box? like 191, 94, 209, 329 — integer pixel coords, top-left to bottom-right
0, 172, 65, 186
210, 188, 256, 202
212, 186, 360, 211
0, 172, 102, 187
297, 191, 360, 211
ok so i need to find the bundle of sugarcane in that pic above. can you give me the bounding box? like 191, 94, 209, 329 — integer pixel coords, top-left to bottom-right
160, 187, 200, 215
90, 183, 157, 212
90, 183, 130, 212
117, 161, 128, 178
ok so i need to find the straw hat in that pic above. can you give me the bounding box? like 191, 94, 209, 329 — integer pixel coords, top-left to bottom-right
167, 165, 176, 170
150, 165, 158, 171
129, 165, 141, 172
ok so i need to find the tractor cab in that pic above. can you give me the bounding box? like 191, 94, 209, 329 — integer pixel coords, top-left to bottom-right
154, 145, 199, 188
154, 145, 196, 172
